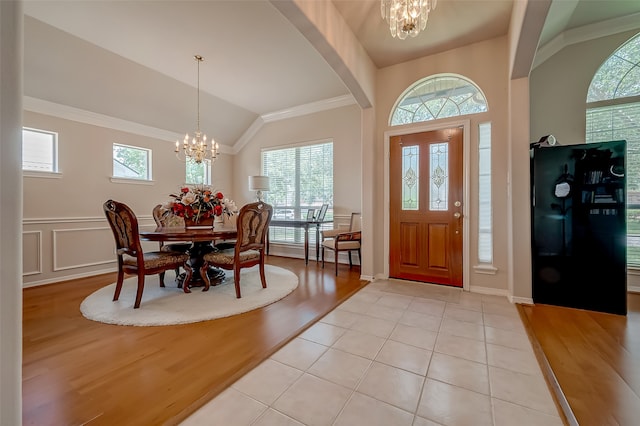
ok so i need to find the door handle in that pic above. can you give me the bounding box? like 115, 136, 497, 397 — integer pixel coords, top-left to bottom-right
453, 212, 461, 218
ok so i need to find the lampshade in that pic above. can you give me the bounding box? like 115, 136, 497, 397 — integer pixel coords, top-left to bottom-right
248, 176, 270, 191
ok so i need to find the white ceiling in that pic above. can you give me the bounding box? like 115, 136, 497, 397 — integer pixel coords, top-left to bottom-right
22, 0, 640, 148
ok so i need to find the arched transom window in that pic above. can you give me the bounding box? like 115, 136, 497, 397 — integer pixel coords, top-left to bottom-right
390, 74, 488, 126
587, 34, 640, 102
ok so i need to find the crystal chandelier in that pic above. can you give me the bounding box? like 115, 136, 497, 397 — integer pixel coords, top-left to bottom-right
175, 55, 219, 164
381, 0, 437, 40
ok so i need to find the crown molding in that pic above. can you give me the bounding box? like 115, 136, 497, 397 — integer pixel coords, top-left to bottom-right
23, 96, 181, 142
261, 94, 356, 123
232, 116, 266, 155
231, 94, 357, 154
24, 94, 356, 156
534, 12, 640, 69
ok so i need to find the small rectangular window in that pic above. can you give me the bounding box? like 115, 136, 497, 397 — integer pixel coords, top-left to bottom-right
22, 127, 58, 172
112, 143, 151, 180
186, 158, 211, 185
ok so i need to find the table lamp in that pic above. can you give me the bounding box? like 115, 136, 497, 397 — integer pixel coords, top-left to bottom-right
248, 175, 270, 202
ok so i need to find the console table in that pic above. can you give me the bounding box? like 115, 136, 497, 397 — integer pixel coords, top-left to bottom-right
267, 219, 332, 264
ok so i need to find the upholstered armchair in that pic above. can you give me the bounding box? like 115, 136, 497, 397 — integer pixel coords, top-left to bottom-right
321, 212, 361, 276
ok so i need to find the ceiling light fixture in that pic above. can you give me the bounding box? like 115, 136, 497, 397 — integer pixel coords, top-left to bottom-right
175, 54, 219, 164
381, 0, 437, 39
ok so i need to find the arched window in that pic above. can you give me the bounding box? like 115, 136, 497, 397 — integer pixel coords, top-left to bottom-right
390, 74, 488, 126
586, 32, 640, 266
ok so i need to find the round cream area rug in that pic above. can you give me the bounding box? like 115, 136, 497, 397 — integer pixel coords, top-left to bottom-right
80, 265, 298, 326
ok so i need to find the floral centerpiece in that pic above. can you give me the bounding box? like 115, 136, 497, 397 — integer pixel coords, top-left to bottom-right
166, 185, 237, 226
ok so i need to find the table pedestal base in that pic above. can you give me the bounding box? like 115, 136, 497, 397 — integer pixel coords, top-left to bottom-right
176, 267, 224, 292
178, 241, 225, 292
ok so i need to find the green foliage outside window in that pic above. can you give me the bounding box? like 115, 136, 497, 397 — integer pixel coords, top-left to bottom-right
112, 143, 150, 180
186, 158, 210, 185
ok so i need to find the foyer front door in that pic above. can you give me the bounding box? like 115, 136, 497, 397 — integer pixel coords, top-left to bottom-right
389, 127, 463, 287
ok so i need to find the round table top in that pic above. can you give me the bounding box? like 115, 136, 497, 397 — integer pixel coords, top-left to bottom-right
140, 224, 237, 242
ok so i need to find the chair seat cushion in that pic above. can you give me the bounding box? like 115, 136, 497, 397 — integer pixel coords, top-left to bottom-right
322, 239, 360, 250
123, 251, 189, 269
203, 249, 260, 265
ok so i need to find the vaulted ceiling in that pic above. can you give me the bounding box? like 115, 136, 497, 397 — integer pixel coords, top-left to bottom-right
22, 0, 640, 150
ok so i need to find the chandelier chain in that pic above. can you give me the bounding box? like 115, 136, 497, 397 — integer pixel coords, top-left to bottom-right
175, 54, 219, 165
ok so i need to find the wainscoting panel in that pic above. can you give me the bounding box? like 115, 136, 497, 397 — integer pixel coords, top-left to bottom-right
53, 227, 115, 271
22, 231, 42, 276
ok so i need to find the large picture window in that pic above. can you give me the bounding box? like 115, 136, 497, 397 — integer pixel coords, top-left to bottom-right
262, 141, 333, 245
112, 143, 152, 180
586, 32, 640, 267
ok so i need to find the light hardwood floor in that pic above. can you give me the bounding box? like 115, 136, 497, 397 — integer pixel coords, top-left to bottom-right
22, 256, 368, 426
520, 294, 640, 426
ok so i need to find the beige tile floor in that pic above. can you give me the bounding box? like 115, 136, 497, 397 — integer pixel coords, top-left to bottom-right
181, 279, 564, 426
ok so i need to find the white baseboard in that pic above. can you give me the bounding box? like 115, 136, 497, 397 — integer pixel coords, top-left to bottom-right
510, 296, 534, 305
23, 266, 116, 288
468, 285, 509, 298
628, 285, 640, 293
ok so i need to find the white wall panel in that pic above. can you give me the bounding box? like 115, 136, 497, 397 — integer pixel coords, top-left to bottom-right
52, 227, 116, 271
22, 231, 42, 276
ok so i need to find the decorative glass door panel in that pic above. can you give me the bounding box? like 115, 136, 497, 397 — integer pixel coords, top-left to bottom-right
402, 146, 419, 210
429, 143, 449, 211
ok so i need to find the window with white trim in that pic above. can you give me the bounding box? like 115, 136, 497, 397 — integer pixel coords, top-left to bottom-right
585, 32, 640, 267
112, 143, 152, 180
262, 141, 333, 245
186, 158, 211, 185
478, 122, 493, 264
390, 74, 488, 126
22, 127, 58, 172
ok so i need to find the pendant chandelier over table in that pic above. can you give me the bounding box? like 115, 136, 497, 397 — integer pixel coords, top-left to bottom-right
381, 0, 437, 39
175, 54, 219, 164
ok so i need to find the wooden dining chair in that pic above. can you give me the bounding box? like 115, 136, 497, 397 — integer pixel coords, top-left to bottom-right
104, 200, 190, 308
200, 201, 273, 297
152, 204, 192, 252
321, 212, 361, 275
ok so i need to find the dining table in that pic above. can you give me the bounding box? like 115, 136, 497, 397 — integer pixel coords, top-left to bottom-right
140, 224, 237, 292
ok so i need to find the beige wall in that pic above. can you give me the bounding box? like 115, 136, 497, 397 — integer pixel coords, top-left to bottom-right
22, 105, 360, 285
374, 36, 511, 293
22, 111, 235, 286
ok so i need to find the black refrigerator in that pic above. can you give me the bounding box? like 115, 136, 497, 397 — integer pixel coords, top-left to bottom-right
530, 140, 627, 315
